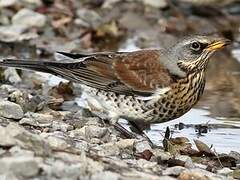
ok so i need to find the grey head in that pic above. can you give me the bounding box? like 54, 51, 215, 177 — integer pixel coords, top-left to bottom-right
168, 35, 230, 73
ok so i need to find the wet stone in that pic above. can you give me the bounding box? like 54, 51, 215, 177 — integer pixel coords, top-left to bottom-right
0, 100, 24, 120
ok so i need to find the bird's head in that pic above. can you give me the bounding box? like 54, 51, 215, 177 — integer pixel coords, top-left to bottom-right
170, 35, 230, 73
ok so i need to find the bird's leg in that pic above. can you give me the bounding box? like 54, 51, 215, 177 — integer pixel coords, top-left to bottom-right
113, 122, 138, 139
128, 121, 154, 147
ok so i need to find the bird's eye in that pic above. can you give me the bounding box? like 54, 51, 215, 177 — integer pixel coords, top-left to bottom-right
190, 41, 201, 51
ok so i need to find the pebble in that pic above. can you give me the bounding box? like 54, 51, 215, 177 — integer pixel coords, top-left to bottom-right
12, 8, 47, 28
134, 140, 152, 153
76, 8, 102, 28
4, 67, 27, 85
85, 125, 109, 139
91, 171, 120, 180
142, 0, 167, 8
0, 157, 40, 178
0, 0, 17, 7
0, 100, 24, 119
19, 112, 53, 127
176, 155, 195, 168
162, 166, 186, 176
0, 24, 37, 42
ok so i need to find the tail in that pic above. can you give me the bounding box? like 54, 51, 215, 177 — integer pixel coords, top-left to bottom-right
0, 59, 60, 75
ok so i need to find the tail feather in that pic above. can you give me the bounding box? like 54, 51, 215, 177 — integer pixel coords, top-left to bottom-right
0, 59, 56, 74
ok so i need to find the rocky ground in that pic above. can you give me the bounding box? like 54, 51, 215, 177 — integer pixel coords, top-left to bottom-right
0, 0, 240, 179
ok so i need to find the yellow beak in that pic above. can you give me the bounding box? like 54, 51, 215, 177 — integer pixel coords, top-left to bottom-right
206, 39, 231, 51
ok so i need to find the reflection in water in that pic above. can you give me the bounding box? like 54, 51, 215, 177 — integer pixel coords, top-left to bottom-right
147, 108, 240, 153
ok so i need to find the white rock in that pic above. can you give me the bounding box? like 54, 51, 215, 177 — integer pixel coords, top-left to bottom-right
91, 171, 120, 180
142, 0, 167, 8
0, 100, 24, 119
19, 112, 53, 127
217, 167, 233, 175
85, 125, 108, 139
134, 140, 152, 153
12, 8, 47, 28
76, 8, 102, 28
0, 0, 17, 7
162, 166, 186, 176
4, 67, 22, 84
0, 157, 39, 178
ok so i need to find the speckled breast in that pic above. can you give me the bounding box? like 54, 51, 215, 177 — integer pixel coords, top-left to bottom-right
144, 70, 206, 123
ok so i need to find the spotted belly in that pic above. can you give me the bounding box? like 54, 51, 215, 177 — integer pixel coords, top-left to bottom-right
83, 71, 206, 124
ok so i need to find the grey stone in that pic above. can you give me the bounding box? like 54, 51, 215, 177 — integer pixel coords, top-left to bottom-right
229, 151, 240, 161
176, 155, 195, 168
12, 8, 47, 28
19, 112, 53, 127
0, 0, 17, 7
142, 0, 167, 8
0, 24, 38, 42
52, 121, 74, 132
9, 146, 34, 157
0, 157, 39, 178
3, 67, 22, 84
95, 142, 120, 156
217, 167, 233, 176
0, 100, 24, 119
134, 140, 152, 153
162, 166, 186, 176
76, 8, 102, 28
85, 125, 109, 139
91, 171, 120, 180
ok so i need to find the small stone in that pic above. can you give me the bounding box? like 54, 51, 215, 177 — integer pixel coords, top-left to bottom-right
136, 159, 158, 169
176, 155, 195, 168
0, 0, 17, 7
19, 112, 53, 127
76, 8, 102, 28
229, 151, 240, 161
142, 0, 167, 8
179, 169, 225, 180
4, 67, 22, 84
52, 121, 74, 132
12, 8, 47, 28
85, 125, 109, 139
116, 139, 135, 149
0, 24, 38, 42
91, 171, 120, 180
0, 100, 24, 119
9, 146, 34, 157
217, 167, 233, 176
96, 142, 120, 156
162, 166, 186, 176
45, 135, 69, 150
134, 140, 152, 153
0, 157, 39, 178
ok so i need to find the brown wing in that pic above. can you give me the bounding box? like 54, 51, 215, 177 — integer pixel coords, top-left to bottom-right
1, 50, 175, 96
54, 50, 174, 96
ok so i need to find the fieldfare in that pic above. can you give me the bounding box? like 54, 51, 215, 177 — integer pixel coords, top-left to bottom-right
0, 35, 230, 140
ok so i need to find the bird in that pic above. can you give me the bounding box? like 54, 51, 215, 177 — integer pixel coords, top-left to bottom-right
0, 35, 230, 140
